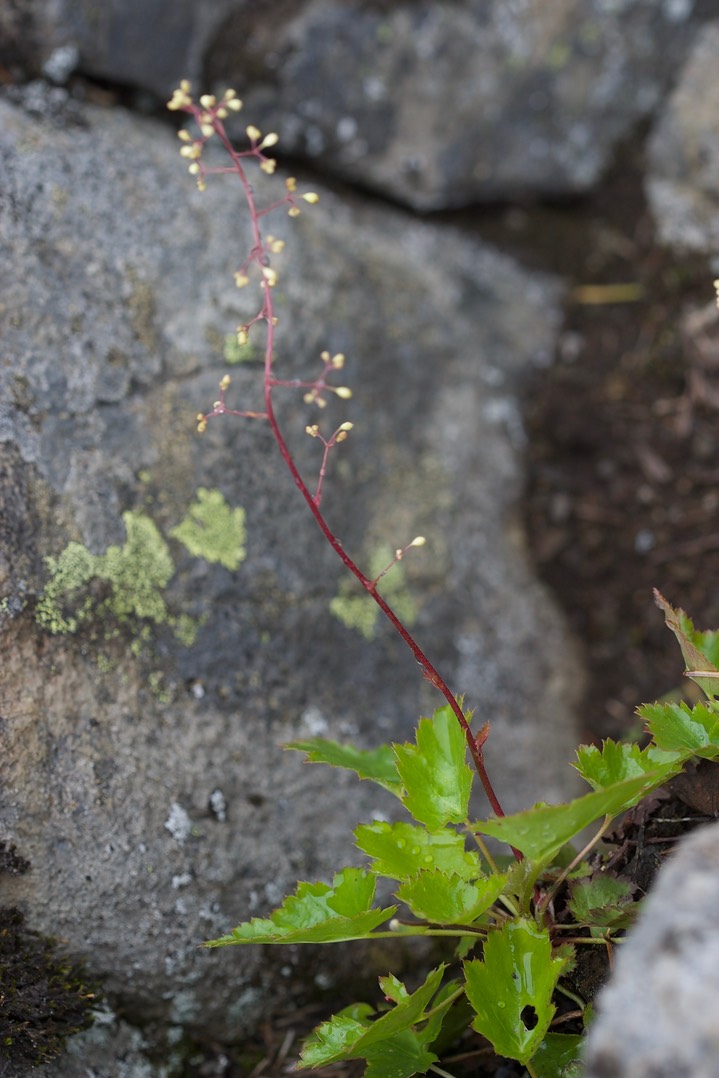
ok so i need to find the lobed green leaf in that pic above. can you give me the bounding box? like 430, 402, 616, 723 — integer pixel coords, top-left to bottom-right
354, 820, 482, 881
574, 739, 682, 791
640, 699, 719, 758
567, 874, 637, 929
285, 738, 402, 795
473, 772, 671, 863
298, 964, 446, 1070
204, 867, 396, 946
532, 1033, 585, 1077
397, 870, 506, 925
465, 918, 571, 1065
393, 706, 473, 829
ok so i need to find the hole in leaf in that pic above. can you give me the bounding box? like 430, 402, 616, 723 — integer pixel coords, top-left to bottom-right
521, 1004, 538, 1030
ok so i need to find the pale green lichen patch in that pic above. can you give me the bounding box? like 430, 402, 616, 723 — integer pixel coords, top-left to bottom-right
329, 545, 418, 641
170, 488, 247, 571
36, 511, 175, 636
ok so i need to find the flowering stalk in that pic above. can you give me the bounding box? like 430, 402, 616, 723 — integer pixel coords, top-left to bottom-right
168, 82, 506, 820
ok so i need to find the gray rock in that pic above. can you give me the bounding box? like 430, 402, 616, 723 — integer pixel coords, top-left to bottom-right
0, 93, 580, 1059
646, 20, 719, 255
0, 0, 230, 99
207, 0, 702, 210
5, 1, 704, 209
584, 821, 719, 1077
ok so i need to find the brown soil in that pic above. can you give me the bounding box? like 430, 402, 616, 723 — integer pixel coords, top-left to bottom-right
519, 156, 719, 745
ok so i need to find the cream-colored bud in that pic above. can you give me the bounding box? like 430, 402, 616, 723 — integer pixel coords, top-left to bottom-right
259, 159, 276, 175
233, 272, 249, 288
285, 177, 297, 192
223, 88, 237, 100
334, 386, 352, 399
332, 353, 345, 369
178, 129, 192, 142
410, 536, 426, 547
237, 328, 248, 345
305, 424, 319, 437
199, 94, 216, 109
200, 122, 215, 138
180, 80, 191, 93
196, 179, 207, 191
261, 266, 278, 286
188, 163, 200, 175
288, 206, 301, 217
219, 374, 231, 391
339, 422, 354, 432
197, 419, 207, 433
260, 133, 279, 149
246, 124, 261, 141
213, 401, 222, 410
216, 107, 228, 119
196, 413, 206, 423
226, 97, 243, 111
301, 192, 319, 204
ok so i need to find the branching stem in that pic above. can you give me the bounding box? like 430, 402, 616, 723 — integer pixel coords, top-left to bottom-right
195, 108, 508, 824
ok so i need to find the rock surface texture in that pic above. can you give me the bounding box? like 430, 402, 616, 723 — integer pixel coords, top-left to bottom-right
2, 0, 706, 209
583, 821, 719, 1078
647, 19, 719, 254
0, 92, 579, 1067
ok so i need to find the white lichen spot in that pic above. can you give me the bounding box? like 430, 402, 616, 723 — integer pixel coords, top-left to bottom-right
300, 705, 329, 736
164, 802, 192, 844
209, 788, 228, 822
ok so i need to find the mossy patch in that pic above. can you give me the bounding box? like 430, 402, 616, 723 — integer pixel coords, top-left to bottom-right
329, 545, 418, 640
170, 488, 247, 571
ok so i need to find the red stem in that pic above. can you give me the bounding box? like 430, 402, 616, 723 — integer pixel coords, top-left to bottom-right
207, 113, 507, 822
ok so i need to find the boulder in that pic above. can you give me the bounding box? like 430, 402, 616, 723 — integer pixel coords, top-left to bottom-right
584, 821, 719, 1077
0, 91, 580, 1063
3, 1, 705, 209
646, 20, 719, 255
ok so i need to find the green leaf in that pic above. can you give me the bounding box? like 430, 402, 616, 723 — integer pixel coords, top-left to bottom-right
474, 773, 670, 863
532, 1033, 585, 1077
285, 738, 402, 795
354, 820, 482, 880
464, 919, 571, 1065
362, 1035, 437, 1078
298, 965, 446, 1070
393, 706, 473, 828
397, 870, 506, 925
655, 590, 719, 698
574, 739, 682, 791
641, 699, 719, 758
567, 874, 636, 929
204, 868, 396, 946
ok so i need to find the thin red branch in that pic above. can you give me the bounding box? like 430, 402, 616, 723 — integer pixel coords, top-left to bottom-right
185, 101, 508, 824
